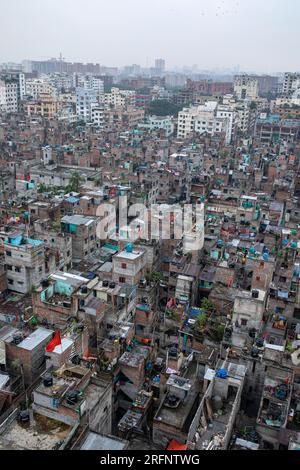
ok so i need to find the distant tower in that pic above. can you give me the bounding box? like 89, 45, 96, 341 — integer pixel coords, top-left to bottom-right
155, 59, 165, 73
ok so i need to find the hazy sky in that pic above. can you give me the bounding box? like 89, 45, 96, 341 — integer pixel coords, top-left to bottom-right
1, 0, 299, 72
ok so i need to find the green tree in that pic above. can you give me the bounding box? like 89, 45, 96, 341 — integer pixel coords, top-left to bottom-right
146, 100, 182, 117
196, 313, 207, 330
65, 171, 82, 193
201, 298, 214, 313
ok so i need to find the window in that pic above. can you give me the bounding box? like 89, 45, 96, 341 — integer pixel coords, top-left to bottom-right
241, 318, 248, 326
121, 263, 127, 269
119, 277, 126, 283
6, 251, 12, 257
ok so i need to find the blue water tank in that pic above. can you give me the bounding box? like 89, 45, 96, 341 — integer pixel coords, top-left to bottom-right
126, 243, 133, 253
216, 368, 228, 379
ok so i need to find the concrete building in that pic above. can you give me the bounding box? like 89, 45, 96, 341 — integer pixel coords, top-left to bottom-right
76, 87, 98, 122
4, 233, 45, 294
178, 101, 234, 144
282, 73, 300, 95
60, 215, 98, 260
0, 78, 19, 113
139, 115, 174, 136
25, 79, 56, 99
112, 245, 146, 285
5, 327, 53, 386
234, 75, 259, 101
91, 104, 105, 128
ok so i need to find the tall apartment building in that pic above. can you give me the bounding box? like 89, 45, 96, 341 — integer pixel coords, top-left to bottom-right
155, 59, 165, 73
0, 78, 19, 113
76, 87, 98, 122
4, 233, 45, 294
234, 75, 258, 100
91, 104, 105, 128
0, 71, 25, 111
282, 72, 300, 95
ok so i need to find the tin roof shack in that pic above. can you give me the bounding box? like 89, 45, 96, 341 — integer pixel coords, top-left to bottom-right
5, 327, 53, 386
152, 374, 202, 449
61, 215, 98, 262
112, 247, 147, 286
231, 289, 267, 349
4, 233, 45, 294
187, 361, 246, 450
256, 366, 293, 449
32, 272, 89, 329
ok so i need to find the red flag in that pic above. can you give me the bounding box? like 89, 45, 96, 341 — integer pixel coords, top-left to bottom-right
46, 330, 62, 353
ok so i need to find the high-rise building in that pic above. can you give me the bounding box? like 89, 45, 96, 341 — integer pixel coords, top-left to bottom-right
76, 87, 98, 122
282, 72, 300, 95
155, 59, 165, 73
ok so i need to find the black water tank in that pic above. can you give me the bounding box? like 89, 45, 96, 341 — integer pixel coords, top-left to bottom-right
13, 333, 23, 345
109, 282, 116, 288
19, 410, 30, 423
43, 374, 53, 387
252, 290, 259, 299
66, 390, 79, 405
102, 280, 109, 287
71, 355, 81, 365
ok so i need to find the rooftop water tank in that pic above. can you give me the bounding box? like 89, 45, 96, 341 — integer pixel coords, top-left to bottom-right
126, 243, 133, 253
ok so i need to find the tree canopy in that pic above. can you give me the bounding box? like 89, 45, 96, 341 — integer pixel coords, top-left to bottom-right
146, 100, 182, 117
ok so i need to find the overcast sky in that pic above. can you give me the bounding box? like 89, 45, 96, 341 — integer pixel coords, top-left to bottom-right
1, 0, 299, 72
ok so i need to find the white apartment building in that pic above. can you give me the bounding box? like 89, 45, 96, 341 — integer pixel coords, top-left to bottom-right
177, 101, 235, 144
91, 104, 105, 128
104, 87, 136, 108
139, 115, 174, 136
76, 87, 98, 122
73, 74, 104, 95
235, 103, 251, 134
177, 106, 201, 139
112, 246, 146, 285
26, 78, 56, 99
4, 234, 45, 294
234, 75, 258, 101
0, 78, 19, 113
0, 82, 6, 112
